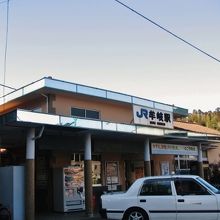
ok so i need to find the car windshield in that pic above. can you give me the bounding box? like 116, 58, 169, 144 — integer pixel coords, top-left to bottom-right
196, 177, 220, 194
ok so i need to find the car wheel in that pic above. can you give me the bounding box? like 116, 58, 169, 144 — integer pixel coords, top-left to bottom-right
124, 208, 148, 220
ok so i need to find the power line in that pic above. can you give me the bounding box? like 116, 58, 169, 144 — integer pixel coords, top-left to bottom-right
113, 0, 220, 63
0, 83, 16, 90
3, 0, 10, 96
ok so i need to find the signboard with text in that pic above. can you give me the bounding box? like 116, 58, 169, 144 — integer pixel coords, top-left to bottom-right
133, 105, 173, 129
151, 143, 198, 156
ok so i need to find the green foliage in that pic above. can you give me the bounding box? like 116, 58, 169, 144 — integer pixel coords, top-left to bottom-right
186, 108, 220, 131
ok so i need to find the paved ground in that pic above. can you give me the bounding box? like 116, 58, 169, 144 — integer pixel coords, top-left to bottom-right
36, 211, 103, 220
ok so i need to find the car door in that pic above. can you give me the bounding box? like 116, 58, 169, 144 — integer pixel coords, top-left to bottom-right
174, 178, 218, 220
138, 178, 176, 220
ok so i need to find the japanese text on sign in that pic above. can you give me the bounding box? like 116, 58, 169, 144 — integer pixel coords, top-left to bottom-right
133, 105, 173, 129
151, 143, 198, 156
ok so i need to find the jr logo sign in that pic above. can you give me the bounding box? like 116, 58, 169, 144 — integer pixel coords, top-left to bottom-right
133, 105, 173, 129
136, 108, 148, 119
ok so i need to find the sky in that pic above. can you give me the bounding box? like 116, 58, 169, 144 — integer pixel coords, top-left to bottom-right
0, 0, 220, 113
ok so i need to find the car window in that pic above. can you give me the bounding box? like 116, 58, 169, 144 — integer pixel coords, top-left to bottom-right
140, 179, 172, 196
174, 179, 211, 196
197, 177, 220, 194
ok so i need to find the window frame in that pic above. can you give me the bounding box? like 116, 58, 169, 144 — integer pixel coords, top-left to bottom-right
139, 178, 172, 196
71, 107, 86, 118
174, 178, 211, 196
71, 107, 100, 120
85, 109, 100, 120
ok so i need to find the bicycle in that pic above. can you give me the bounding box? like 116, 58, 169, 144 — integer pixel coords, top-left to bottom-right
0, 203, 11, 220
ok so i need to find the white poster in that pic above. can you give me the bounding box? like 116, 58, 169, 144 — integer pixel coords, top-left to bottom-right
161, 161, 170, 176
106, 161, 119, 185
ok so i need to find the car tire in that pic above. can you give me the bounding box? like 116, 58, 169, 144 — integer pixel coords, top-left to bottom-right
123, 208, 148, 220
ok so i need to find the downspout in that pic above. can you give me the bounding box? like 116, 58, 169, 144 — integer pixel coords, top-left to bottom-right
32, 126, 44, 140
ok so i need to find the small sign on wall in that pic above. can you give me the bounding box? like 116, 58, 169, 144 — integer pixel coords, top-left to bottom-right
161, 161, 170, 176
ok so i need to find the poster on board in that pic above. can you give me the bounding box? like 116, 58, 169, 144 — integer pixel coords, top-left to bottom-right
106, 161, 119, 188
161, 161, 170, 176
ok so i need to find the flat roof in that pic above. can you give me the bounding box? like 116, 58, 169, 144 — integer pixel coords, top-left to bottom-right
0, 77, 188, 115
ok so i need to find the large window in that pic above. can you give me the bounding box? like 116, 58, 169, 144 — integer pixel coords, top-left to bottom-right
71, 107, 100, 120
174, 179, 210, 196
140, 179, 172, 196
175, 155, 197, 174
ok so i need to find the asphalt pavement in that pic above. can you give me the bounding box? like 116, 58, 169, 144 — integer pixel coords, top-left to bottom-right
36, 211, 103, 220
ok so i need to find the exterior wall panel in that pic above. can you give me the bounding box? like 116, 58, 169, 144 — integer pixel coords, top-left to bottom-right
54, 94, 133, 124
207, 145, 220, 164
151, 155, 174, 176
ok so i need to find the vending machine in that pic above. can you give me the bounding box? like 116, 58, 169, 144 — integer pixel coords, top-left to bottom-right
53, 162, 85, 212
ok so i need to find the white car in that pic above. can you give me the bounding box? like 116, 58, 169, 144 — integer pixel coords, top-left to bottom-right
100, 175, 220, 220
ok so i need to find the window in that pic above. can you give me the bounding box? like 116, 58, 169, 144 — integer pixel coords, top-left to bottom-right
86, 109, 100, 119
175, 155, 197, 175
71, 108, 85, 118
202, 150, 208, 158
71, 107, 100, 120
174, 179, 210, 196
140, 179, 172, 196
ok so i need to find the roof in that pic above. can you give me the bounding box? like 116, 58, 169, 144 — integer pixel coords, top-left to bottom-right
0, 77, 188, 116
174, 121, 220, 136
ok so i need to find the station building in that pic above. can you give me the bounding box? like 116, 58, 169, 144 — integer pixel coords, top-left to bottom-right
0, 77, 220, 219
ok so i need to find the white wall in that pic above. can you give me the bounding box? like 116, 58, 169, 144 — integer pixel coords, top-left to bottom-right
0, 166, 25, 220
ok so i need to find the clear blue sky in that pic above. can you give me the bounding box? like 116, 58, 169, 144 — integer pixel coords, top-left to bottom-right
0, 0, 220, 112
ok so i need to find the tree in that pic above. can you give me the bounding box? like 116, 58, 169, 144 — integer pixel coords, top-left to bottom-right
186, 108, 220, 131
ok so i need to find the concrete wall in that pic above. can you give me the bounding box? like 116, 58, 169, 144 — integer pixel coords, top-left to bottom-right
207, 144, 220, 164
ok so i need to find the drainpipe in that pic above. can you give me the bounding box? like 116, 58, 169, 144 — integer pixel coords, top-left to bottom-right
32, 126, 44, 140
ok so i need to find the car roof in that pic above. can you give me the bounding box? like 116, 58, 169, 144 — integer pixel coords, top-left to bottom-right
137, 175, 199, 181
